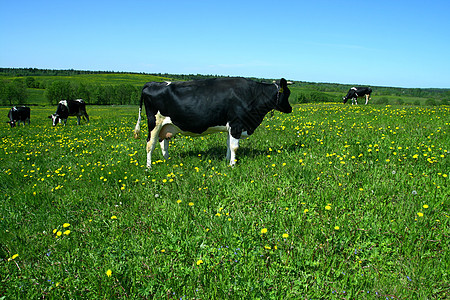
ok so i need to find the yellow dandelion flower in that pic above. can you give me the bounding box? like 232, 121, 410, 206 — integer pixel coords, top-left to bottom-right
189, 202, 194, 206
334, 226, 340, 230
56, 231, 62, 236
282, 233, 289, 238
423, 204, 429, 209
264, 245, 271, 250
177, 200, 182, 204
63, 230, 70, 235
111, 215, 117, 219
106, 269, 112, 277
53, 228, 57, 234
417, 212, 424, 217
196, 259, 203, 265
8, 254, 19, 261
261, 228, 268, 234
63, 223, 70, 228
325, 205, 331, 210
304, 208, 309, 213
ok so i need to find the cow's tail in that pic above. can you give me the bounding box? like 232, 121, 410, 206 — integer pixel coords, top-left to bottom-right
133, 93, 144, 139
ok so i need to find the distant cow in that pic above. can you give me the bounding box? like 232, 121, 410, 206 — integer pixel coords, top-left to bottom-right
343, 87, 372, 105
49, 99, 89, 126
7, 106, 30, 127
134, 77, 293, 169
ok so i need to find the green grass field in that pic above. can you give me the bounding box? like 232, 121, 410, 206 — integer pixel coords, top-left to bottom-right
21, 86, 435, 107
1, 104, 448, 299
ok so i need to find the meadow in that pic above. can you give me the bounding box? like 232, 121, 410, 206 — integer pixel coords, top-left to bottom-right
0, 103, 448, 299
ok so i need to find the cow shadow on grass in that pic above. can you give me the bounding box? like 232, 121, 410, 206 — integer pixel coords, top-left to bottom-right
174, 141, 304, 162
176, 146, 267, 161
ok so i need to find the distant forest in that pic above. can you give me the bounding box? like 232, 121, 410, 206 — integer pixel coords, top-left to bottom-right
1, 68, 449, 106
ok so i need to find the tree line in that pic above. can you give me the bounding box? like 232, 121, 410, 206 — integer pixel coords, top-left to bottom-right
0, 79, 28, 106
44, 81, 141, 105
0, 68, 137, 77
0, 77, 141, 106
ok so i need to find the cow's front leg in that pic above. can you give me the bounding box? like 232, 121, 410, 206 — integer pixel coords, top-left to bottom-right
365, 94, 369, 105
227, 133, 240, 166
226, 134, 231, 161
77, 116, 81, 125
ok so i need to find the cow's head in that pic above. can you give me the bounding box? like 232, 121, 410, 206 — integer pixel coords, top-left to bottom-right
48, 114, 60, 126
275, 78, 292, 113
6, 121, 16, 128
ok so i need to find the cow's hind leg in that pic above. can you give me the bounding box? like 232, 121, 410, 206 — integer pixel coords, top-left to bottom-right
365, 94, 369, 105
77, 116, 81, 125
146, 114, 165, 169
160, 139, 169, 160
146, 130, 159, 169
158, 123, 180, 160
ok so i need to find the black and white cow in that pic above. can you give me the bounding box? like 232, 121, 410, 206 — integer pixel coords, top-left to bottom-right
48, 99, 89, 126
134, 77, 292, 168
343, 87, 372, 105
7, 106, 30, 127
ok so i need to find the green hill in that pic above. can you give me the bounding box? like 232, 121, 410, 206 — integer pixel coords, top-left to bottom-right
1, 68, 449, 106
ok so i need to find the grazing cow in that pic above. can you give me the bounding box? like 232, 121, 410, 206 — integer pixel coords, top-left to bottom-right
343, 87, 372, 105
49, 99, 89, 126
7, 106, 30, 127
134, 77, 293, 168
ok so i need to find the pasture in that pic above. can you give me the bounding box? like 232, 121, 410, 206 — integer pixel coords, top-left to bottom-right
1, 103, 448, 299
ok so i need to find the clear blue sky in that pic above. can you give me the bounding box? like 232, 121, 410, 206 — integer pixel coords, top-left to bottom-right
1, 0, 449, 88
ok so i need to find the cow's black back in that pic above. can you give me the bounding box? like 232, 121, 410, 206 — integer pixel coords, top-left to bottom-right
141, 78, 290, 137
